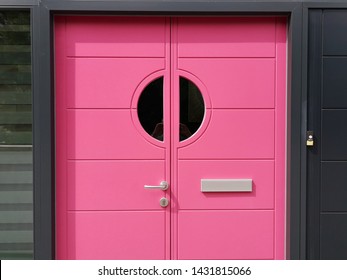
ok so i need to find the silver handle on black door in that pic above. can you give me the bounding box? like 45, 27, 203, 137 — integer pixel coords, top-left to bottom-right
144, 181, 169, 190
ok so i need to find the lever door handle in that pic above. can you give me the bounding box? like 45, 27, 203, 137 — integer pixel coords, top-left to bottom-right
144, 181, 169, 190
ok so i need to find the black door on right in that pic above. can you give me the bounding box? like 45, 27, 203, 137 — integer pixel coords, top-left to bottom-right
307, 9, 347, 259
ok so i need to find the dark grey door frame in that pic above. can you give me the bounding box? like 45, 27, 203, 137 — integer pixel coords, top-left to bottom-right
30, 0, 305, 259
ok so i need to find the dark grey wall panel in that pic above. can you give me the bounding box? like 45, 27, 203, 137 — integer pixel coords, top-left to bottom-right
323, 58, 347, 108
321, 162, 347, 212
323, 10, 347, 56
321, 214, 347, 259
322, 110, 347, 160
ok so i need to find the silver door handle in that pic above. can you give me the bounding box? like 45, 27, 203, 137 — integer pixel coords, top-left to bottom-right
144, 181, 169, 190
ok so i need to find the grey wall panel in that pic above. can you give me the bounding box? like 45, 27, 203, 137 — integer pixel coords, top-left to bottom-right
322, 110, 347, 160
323, 10, 347, 56
320, 214, 347, 259
321, 162, 347, 212
323, 58, 347, 109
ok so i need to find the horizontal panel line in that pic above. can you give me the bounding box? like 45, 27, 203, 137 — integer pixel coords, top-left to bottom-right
67, 159, 165, 161
182, 258, 275, 261
67, 208, 275, 213
178, 158, 275, 160
210, 108, 275, 111
321, 212, 347, 214
178, 209, 274, 211
66, 108, 130, 110
178, 57, 276, 59
211, 108, 275, 110
66, 56, 165, 59
61, 209, 275, 213
322, 108, 347, 111
323, 55, 347, 58
65, 108, 276, 111
178, 159, 274, 161
67, 210, 166, 212
321, 160, 347, 162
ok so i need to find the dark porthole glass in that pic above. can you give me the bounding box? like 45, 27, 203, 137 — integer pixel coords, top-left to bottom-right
179, 77, 205, 141
137, 77, 164, 141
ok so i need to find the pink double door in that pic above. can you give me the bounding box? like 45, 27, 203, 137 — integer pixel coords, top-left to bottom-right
55, 16, 287, 259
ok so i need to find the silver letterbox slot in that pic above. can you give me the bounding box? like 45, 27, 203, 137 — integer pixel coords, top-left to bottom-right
201, 179, 253, 192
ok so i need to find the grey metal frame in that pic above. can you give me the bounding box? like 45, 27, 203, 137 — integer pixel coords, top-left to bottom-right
2, 0, 307, 259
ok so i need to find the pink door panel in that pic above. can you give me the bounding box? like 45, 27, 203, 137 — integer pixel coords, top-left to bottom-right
66, 16, 166, 57
67, 110, 165, 159
56, 16, 287, 260
173, 17, 286, 260
178, 110, 275, 159
178, 211, 274, 259
67, 211, 165, 260
66, 58, 165, 108
67, 161, 166, 210
56, 16, 170, 260
178, 59, 275, 108
178, 160, 274, 209
177, 17, 276, 58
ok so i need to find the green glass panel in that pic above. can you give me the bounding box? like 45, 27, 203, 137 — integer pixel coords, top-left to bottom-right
0, 11, 30, 25
0, 53, 31, 65
0, 10, 33, 260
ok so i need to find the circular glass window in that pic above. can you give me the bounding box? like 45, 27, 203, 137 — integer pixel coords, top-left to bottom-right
137, 77, 164, 141
179, 77, 205, 141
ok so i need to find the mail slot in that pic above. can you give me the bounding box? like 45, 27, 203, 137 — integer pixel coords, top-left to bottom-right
201, 179, 253, 192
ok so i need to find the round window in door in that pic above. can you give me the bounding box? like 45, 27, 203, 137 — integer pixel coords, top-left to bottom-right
179, 77, 205, 141
137, 77, 164, 141
136, 75, 207, 143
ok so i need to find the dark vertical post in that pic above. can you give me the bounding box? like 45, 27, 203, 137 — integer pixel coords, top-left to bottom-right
306, 9, 322, 259
287, 4, 304, 260
32, 4, 54, 259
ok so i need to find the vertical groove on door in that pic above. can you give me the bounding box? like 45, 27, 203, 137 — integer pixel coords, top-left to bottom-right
306, 10, 323, 259
274, 17, 287, 259
55, 16, 69, 259
164, 17, 172, 260
170, 17, 178, 260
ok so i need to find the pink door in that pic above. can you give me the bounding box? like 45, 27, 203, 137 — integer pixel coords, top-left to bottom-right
55, 16, 286, 260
